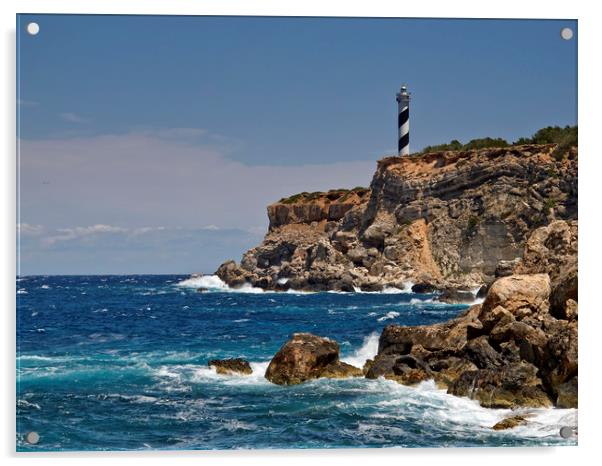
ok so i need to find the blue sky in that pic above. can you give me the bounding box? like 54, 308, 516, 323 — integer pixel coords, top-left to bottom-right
17, 15, 577, 275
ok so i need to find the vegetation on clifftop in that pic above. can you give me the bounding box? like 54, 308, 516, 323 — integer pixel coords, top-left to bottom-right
419, 125, 577, 155
278, 186, 370, 204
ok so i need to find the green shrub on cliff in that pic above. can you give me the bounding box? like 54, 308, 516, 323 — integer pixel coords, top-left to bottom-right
419, 125, 577, 155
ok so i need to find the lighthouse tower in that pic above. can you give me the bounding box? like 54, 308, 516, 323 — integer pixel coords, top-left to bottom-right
396, 85, 411, 156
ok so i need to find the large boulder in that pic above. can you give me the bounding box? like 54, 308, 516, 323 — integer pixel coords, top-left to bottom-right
514, 220, 578, 318
378, 305, 481, 356
480, 274, 551, 317
264, 333, 361, 385
215, 260, 250, 288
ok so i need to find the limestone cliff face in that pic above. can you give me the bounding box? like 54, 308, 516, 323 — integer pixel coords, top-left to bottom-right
216, 144, 577, 292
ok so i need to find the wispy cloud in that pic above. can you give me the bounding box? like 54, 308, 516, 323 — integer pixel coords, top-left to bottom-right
17, 223, 44, 236
59, 112, 90, 124
17, 99, 39, 107
18, 128, 374, 273
43, 224, 128, 245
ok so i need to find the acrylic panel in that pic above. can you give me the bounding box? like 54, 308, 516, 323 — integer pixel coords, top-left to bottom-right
16, 15, 578, 451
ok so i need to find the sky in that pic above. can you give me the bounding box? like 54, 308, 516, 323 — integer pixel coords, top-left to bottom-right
16, 15, 577, 275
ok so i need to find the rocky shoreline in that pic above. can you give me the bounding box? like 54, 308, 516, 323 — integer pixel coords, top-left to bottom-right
209, 219, 577, 415
206, 144, 578, 425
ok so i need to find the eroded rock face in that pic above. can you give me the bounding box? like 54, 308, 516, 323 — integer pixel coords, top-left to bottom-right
264, 333, 361, 385
514, 220, 578, 318
216, 145, 577, 292
208, 358, 253, 376
366, 222, 577, 408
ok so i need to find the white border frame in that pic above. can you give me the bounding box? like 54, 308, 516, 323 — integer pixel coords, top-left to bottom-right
3, 1, 600, 464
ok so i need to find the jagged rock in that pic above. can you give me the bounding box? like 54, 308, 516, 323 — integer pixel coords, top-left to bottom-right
264, 333, 361, 385
476, 284, 490, 299
556, 377, 578, 408
378, 305, 481, 355
320, 361, 363, 379
208, 358, 253, 375
463, 336, 504, 369
216, 260, 249, 288
492, 415, 529, 430
479, 305, 515, 334
514, 220, 578, 318
448, 362, 553, 408
565, 299, 578, 321
412, 282, 439, 294
438, 288, 475, 304
431, 357, 478, 388
495, 258, 521, 278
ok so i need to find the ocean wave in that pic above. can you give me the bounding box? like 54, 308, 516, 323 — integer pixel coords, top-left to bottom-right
340, 333, 379, 368
176, 275, 264, 293
377, 311, 400, 322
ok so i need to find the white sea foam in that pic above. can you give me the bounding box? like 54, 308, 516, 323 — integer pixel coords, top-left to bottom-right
341, 332, 379, 368
40, 284, 50, 289
377, 311, 400, 322
176, 275, 265, 293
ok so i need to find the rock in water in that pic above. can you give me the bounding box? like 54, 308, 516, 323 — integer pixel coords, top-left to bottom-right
437, 288, 476, 304
492, 415, 529, 430
208, 358, 253, 375
265, 333, 361, 385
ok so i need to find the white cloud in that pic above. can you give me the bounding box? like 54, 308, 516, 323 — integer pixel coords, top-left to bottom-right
17, 223, 44, 235
59, 112, 90, 123
19, 129, 375, 234
44, 224, 128, 245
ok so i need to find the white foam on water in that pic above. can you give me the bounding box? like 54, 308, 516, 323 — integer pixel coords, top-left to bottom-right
40, 284, 50, 289
369, 378, 577, 441
17, 289, 28, 294
377, 311, 400, 322
409, 297, 436, 305
341, 332, 379, 368
176, 275, 265, 293
176, 275, 229, 290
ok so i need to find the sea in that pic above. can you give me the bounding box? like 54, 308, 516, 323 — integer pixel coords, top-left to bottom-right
16, 274, 577, 451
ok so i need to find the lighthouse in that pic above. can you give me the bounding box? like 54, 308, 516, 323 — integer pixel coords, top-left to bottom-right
396, 85, 411, 156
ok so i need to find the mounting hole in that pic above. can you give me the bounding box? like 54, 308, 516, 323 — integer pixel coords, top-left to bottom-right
25, 431, 40, 444
26, 22, 40, 36
559, 426, 575, 439
560, 27, 573, 41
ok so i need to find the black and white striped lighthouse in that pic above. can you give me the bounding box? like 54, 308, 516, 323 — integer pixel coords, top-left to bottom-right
396, 85, 411, 156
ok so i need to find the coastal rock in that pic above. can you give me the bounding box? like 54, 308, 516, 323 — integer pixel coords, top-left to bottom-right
556, 377, 578, 408
320, 361, 364, 379
492, 415, 529, 430
264, 333, 361, 385
367, 224, 577, 408
480, 274, 551, 316
447, 362, 553, 408
514, 220, 578, 318
437, 288, 475, 304
209, 358, 253, 375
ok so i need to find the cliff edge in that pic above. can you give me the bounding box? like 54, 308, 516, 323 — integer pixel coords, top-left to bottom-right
217, 144, 577, 292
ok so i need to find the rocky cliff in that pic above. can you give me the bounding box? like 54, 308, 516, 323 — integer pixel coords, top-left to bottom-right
217, 144, 577, 292
364, 219, 578, 409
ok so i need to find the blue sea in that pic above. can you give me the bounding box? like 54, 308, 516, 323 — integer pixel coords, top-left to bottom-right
16, 275, 577, 451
